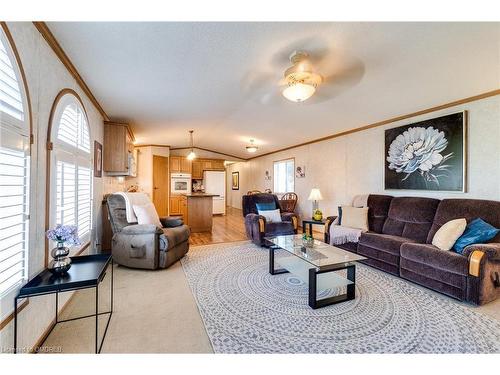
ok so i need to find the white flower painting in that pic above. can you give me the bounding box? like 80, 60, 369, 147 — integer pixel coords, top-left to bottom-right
385, 112, 466, 191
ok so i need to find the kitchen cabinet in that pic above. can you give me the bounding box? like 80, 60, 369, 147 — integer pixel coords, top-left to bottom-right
103, 122, 134, 173
170, 196, 181, 215
170, 156, 192, 173
169, 195, 188, 223
169, 156, 181, 173
192, 160, 203, 179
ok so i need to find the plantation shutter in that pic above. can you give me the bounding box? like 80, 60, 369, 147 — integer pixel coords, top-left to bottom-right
0, 36, 23, 121
52, 93, 92, 249
0, 33, 29, 299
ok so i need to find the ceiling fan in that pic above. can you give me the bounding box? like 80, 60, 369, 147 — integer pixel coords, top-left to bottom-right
241, 39, 365, 105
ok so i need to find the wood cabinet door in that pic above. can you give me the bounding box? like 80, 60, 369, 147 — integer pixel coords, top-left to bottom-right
170, 156, 181, 173
192, 161, 203, 179
212, 159, 225, 170
103, 123, 127, 172
180, 196, 188, 224
180, 157, 192, 173
153, 155, 169, 216
169, 196, 181, 215
202, 160, 212, 170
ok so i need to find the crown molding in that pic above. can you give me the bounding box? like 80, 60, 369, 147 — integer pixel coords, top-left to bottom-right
32, 22, 110, 121
246, 89, 500, 161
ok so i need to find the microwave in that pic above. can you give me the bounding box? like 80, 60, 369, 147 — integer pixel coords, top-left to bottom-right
171, 173, 192, 194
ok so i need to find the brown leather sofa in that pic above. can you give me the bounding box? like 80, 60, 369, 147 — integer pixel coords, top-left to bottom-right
325, 195, 500, 305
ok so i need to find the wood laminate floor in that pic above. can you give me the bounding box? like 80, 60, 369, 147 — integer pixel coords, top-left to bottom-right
189, 206, 247, 246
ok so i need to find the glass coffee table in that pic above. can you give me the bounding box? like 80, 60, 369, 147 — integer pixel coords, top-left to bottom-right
265, 235, 366, 309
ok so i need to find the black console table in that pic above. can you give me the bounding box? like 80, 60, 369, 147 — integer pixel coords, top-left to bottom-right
14, 254, 113, 353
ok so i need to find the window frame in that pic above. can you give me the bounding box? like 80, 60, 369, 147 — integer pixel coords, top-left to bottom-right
46, 89, 93, 266
273, 157, 295, 194
0, 22, 33, 321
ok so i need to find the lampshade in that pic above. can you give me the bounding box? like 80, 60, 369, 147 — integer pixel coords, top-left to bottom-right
282, 82, 316, 102
308, 188, 323, 201
187, 150, 196, 160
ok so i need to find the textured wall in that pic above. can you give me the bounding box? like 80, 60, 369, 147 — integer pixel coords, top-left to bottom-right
0, 22, 104, 352
228, 95, 500, 221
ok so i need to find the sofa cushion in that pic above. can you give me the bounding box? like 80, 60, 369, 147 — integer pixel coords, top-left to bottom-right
382, 197, 440, 243
358, 243, 400, 267
453, 218, 500, 254
162, 225, 190, 250
427, 198, 500, 243
265, 222, 295, 236
400, 242, 468, 276
366, 194, 393, 233
431, 218, 467, 251
359, 232, 416, 255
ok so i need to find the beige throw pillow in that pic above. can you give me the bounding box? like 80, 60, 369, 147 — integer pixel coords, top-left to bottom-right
432, 218, 467, 251
258, 209, 282, 223
340, 206, 369, 231
133, 202, 162, 228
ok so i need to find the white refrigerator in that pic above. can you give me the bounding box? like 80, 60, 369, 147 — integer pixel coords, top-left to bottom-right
203, 170, 226, 215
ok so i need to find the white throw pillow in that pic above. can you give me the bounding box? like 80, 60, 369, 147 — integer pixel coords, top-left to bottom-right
258, 209, 282, 223
432, 218, 467, 251
133, 203, 162, 228
340, 206, 369, 231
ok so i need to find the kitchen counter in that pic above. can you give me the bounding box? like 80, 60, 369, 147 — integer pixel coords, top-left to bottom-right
183, 193, 219, 197
184, 194, 215, 232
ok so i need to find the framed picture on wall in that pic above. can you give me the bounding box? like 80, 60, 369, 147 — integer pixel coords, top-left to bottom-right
232, 172, 239, 190
94, 141, 103, 177
384, 111, 467, 192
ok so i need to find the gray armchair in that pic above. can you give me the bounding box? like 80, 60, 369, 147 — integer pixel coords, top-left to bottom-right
106, 194, 190, 269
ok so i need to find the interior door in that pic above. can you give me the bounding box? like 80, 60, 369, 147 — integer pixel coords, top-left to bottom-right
153, 155, 169, 216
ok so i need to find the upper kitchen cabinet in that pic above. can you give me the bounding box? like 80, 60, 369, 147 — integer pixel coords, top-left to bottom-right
103, 121, 136, 175
192, 158, 225, 178
170, 156, 192, 174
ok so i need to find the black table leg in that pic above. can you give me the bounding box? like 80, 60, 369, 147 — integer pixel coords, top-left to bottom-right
268, 246, 289, 275
13, 297, 18, 354
95, 283, 99, 354
308, 264, 356, 309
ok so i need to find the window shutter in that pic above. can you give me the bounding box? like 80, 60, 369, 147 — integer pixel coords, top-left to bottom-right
77, 165, 91, 240
0, 132, 29, 296
56, 159, 76, 226
0, 33, 29, 299
0, 38, 24, 121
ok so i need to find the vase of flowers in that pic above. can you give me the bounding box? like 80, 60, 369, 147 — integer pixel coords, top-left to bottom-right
302, 233, 315, 248
46, 225, 81, 275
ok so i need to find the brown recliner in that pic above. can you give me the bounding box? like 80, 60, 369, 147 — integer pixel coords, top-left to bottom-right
106, 194, 190, 269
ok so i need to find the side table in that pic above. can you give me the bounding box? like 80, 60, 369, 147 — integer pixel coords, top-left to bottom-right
14, 254, 113, 353
302, 218, 327, 237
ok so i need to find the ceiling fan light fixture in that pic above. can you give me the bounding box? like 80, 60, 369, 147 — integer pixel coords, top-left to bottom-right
246, 139, 258, 153
282, 82, 316, 102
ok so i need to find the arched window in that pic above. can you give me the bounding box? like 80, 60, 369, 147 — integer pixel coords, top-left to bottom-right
49, 92, 92, 247
0, 26, 31, 300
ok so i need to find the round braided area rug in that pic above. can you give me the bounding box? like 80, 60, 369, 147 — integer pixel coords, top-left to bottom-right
181, 241, 500, 353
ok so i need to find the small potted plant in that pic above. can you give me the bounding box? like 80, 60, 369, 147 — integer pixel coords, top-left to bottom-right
46, 225, 81, 275
302, 233, 314, 248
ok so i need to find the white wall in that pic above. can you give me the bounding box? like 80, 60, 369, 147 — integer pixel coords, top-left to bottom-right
228, 95, 500, 221
0, 22, 105, 352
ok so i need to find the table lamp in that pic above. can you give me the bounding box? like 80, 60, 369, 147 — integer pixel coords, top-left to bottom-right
308, 188, 323, 220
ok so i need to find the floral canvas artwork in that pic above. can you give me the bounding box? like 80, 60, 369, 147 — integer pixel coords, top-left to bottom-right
385, 112, 466, 191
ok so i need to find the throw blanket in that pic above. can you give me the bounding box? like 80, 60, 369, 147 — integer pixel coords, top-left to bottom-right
329, 224, 363, 245
114, 192, 150, 223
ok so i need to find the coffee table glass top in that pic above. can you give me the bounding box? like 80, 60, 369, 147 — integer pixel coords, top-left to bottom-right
265, 234, 366, 269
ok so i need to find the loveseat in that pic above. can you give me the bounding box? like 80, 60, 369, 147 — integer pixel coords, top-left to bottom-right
325, 195, 500, 305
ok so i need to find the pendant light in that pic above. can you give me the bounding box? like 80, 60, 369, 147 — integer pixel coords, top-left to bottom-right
187, 130, 196, 160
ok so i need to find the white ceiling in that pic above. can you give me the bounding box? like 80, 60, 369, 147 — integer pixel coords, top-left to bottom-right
47, 22, 500, 159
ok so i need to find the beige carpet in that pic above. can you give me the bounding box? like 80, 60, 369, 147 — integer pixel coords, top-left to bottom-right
41, 242, 500, 353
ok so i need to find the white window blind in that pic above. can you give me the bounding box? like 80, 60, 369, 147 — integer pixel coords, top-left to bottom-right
57, 103, 90, 153
273, 159, 295, 194
52, 93, 93, 247
0, 37, 23, 121
0, 31, 29, 300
